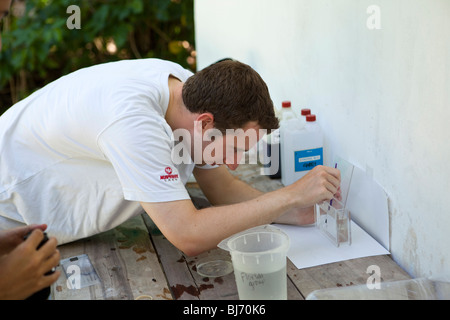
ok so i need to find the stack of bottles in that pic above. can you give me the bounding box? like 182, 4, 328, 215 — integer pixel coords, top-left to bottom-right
268, 101, 324, 186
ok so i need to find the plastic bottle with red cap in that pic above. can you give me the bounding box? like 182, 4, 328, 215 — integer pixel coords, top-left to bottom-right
300, 108, 311, 127
301, 109, 311, 116
280, 109, 324, 186
305, 114, 322, 133
301, 108, 311, 120
280, 101, 297, 122
262, 101, 297, 179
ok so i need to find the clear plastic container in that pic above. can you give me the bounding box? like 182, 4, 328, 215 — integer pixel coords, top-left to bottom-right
195, 255, 233, 278
306, 276, 450, 300
218, 225, 290, 300
315, 197, 351, 247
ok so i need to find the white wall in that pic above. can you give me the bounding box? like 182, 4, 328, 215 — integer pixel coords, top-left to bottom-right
195, 0, 450, 278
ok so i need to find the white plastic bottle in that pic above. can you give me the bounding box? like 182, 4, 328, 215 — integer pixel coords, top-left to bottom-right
279, 101, 297, 122
300, 108, 311, 127
305, 114, 320, 132
280, 113, 324, 186
263, 101, 297, 178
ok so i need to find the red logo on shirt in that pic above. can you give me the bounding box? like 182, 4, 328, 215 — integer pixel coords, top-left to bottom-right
160, 166, 179, 182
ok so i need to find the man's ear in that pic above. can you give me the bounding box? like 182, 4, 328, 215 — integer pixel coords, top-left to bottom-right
195, 113, 215, 131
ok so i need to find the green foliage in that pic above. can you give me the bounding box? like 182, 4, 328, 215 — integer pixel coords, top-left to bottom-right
0, 0, 195, 113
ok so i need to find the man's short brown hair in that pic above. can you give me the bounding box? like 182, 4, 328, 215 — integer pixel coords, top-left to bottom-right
182, 60, 279, 133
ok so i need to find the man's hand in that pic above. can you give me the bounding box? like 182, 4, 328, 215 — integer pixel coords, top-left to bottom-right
0, 229, 60, 300
287, 165, 341, 209
275, 165, 340, 226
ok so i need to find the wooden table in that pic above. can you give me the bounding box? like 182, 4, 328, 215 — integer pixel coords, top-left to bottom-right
51, 164, 411, 300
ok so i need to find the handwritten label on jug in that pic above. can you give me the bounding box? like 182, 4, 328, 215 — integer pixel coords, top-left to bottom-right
235, 268, 287, 299
240, 272, 265, 290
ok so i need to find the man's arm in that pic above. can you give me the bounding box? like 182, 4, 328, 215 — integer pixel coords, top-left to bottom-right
141, 165, 340, 256
193, 165, 315, 225
141, 186, 293, 257
192, 165, 262, 205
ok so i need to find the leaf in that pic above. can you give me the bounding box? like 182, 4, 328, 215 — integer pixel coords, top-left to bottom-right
0, 0, 196, 113
114, 24, 130, 48
130, 0, 144, 14
168, 41, 183, 55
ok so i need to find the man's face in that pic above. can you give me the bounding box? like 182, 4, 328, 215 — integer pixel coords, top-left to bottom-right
196, 121, 263, 170
0, 0, 12, 51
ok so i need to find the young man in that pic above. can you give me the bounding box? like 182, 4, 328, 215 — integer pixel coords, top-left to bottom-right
0, 58, 340, 257
0, 0, 61, 300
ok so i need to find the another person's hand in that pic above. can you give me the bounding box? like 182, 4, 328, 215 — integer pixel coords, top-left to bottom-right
0, 224, 47, 256
0, 229, 60, 300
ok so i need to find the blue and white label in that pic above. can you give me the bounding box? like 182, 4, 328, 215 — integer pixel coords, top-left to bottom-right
294, 148, 323, 172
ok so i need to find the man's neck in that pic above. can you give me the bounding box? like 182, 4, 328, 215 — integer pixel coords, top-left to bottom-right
166, 76, 182, 129
166, 76, 196, 132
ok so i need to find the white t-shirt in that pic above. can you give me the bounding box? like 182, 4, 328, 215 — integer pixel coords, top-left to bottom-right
0, 59, 198, 244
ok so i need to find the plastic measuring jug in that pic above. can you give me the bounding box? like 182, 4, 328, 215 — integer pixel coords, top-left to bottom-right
218, 225, 290, 300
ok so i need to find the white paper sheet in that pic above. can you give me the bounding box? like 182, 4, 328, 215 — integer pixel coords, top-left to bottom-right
346, 165, 390, 250
275, 222, 390, 270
